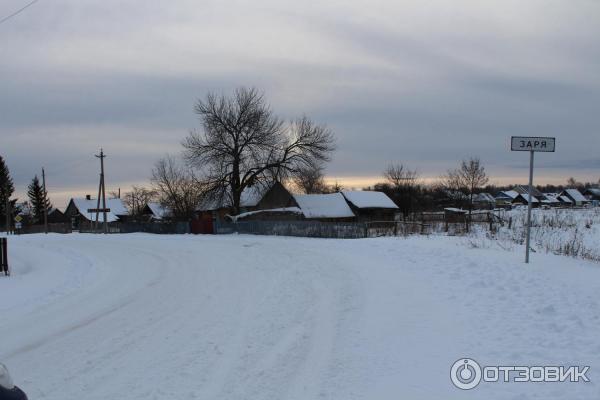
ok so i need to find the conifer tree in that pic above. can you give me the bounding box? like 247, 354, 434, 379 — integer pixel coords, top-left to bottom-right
27, 175, 52, 224
0, 155, 16, 225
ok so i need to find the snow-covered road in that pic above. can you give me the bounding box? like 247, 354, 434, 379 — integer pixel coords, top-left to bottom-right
1, 233, 599, 399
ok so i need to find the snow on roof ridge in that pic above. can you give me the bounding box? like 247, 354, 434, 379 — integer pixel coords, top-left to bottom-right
564, 188, 587, 202
70, 197, 127, 222
341, 190, 398, 209
293, 193, 355, 219
228, 207, 302, 222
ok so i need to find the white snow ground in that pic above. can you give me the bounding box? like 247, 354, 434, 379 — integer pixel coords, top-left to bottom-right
1, 233, 600, 399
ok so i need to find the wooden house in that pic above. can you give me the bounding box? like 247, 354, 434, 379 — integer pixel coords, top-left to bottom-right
292, 193, 355, 222
340, 190, 398, 221
558, 189, 588, 206
584, 188, 600, 201
64, 195, 128, 229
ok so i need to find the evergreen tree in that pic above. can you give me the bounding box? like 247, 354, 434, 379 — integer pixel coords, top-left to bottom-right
0, 155, 16, 226
27, 175, 51, 224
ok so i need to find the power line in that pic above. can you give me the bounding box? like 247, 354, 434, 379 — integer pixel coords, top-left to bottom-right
0, 0, 40, 26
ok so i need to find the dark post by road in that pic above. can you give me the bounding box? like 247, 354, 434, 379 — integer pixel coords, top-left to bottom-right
1, 238, 8, 276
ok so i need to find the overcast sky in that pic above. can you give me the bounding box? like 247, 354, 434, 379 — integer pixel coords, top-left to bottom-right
2, 0, 599, 206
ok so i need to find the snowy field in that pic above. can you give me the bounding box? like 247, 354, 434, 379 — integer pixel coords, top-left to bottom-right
484, 207, 600, 262
1, 233, 600, 399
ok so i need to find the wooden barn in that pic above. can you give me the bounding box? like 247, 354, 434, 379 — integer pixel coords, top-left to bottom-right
340, 191, 398, 221
194, 181, 296, 233
141, 202, 171, 221
292, 193, 356, 222
558, 189, 589, 206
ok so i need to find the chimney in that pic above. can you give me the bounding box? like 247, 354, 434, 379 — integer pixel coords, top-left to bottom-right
86, 194, 91, 200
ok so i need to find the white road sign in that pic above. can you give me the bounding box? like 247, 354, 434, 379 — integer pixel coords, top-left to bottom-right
511, 136, 555, 152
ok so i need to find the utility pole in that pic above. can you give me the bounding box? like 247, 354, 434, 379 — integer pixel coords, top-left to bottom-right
94, 149, 108, 234
42, 167, 48, 234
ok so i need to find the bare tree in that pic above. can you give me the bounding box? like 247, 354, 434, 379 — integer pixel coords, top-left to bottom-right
293, 164, 327, 194
123, 186, 157, 218
151, 156, 203, 219
566, 177, 584, 190
384, 163, 418, 189
383, 163, 419, 218
442, 157, 489, 231
183, 87, 335, 214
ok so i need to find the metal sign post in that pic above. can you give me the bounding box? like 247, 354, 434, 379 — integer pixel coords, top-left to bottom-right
510, 136, 556, 263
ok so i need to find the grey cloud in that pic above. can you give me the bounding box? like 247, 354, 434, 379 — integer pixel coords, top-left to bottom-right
1, 0, 600, 204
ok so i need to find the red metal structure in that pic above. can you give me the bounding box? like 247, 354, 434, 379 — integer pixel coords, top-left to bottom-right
191, 215, 214, 234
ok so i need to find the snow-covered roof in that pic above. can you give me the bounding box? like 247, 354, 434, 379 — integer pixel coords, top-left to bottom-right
513, 185, 543, 197
444, 207, 467, 214
497, 190, 519, 200
514, 194, 539, 203
17, 202, 32, 216
228, 207, 302, 222
196, 184, 272, 211
473, 193, 496, 203
341, 191, 398, 209
585, 188, 600, 197
542, 194, 560, 204
292, 193, 355, 219
563, 189, 587, 202
69, 197, 127, 222
147, 202, 170, 219
240, 186, 267, 207
559, 196, 573, 204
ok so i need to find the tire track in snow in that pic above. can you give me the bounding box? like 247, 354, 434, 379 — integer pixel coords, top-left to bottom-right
2, 241, 166, 361
285, 280, 336, 400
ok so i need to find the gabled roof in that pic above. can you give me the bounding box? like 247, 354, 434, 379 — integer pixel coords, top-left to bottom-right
68, 197, 127, 222
17, 202, 32, 216
584, 188, 600, 197
196, 184, 274, 211
559, 195, 573, 204
292, 193, 355, 219
228, 207, 302, 222
561, 188, 587, 202
48, 207, 64, 215
473, 193, 496, 203
240, 185, 266, 207
341, 191, 398, 209
542, 194, 560, 204
496, 190, 519, 200
514, 194, 539, 203
146, 202, 170, 219
513, 185, 543, 198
